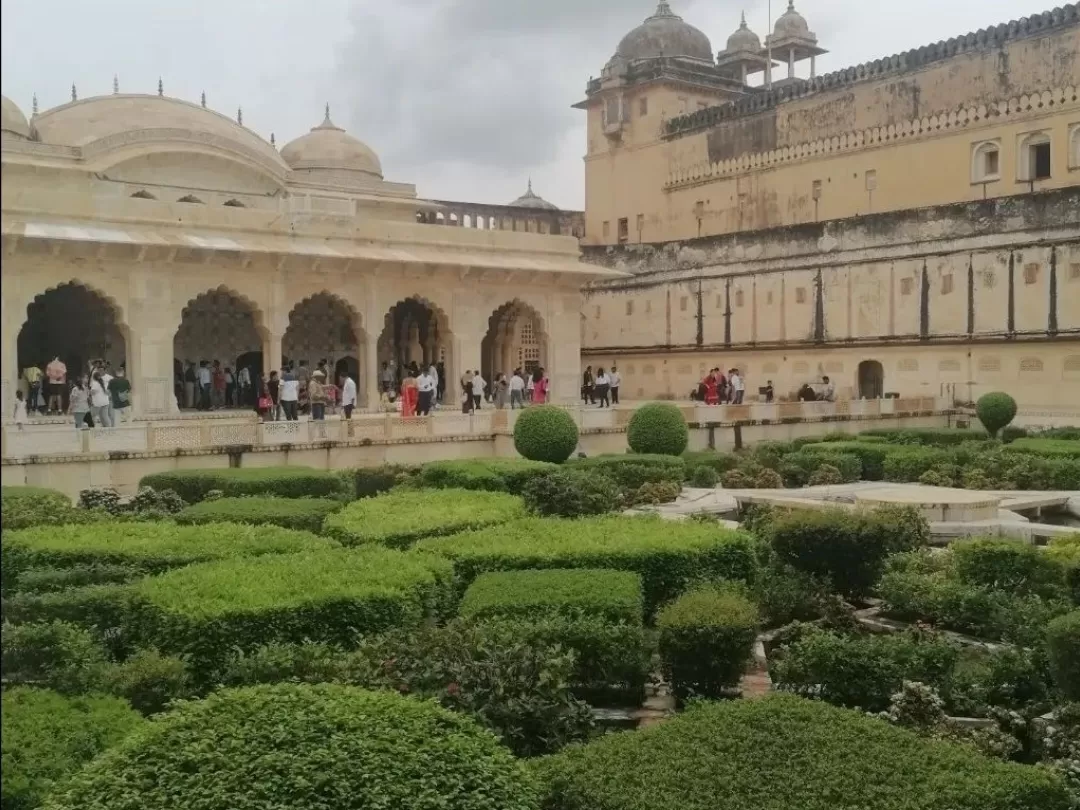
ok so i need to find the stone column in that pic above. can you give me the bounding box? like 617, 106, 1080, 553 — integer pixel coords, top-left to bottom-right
264, 333, 282, 376
365, 335, 379, 410
130, 325, 176, 416
788, 48, 795, 80
810, 54, 816, 78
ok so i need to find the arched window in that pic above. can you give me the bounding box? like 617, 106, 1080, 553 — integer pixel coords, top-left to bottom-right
223, 199, 246, 208
1017, 131, 1052, 181
970, 140, 1000, 184
130, 189, 157, 200
177, 194, 204, 204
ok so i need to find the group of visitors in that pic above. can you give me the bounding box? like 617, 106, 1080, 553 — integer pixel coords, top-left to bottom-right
797, 375, 836, 402
581, 366, 621, 407
458, 368, 549, 413
255, 359, 358, 422
692, 368, 749, 405
180, 360, 255, 411
15, 358, 131, 430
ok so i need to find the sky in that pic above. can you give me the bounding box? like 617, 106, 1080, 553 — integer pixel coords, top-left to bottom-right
1, 0, 1034, 210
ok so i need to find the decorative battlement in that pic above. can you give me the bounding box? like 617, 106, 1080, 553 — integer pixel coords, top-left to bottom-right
664, 85, 1078, 190
664, 4, 1079, 138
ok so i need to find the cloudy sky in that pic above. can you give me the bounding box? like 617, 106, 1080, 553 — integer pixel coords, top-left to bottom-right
1, 0, 1032, 209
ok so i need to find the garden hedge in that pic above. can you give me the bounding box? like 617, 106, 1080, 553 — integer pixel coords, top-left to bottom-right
952, 538, 1067, 599
681, 450, 740, 476
797, 441, 888, 480
43, 684, 540, 810
657, 585, 758, 701
1045, 610, 1080, 700
788, 447, 866, 482
521, 468, 622, 518
174, 496, 343, 533
859, 427, 989, 446
417, 458, 557, 495
340, 464, 417, 498
2, 688, 143, 810
513, 405, 579, 463
416, 516, 758, 616
130, 547, 453, 681
1004, 437, 1080, 459
568, 453, 687, 491
881, 446, 955, 482
138, 466, 346, 503
1, 620, 111, 695
531, 694, 1072, 810
323, 488, 524, 548
460, 569, 643, 625
1, 486, 95, 531
626, 402, 688, 456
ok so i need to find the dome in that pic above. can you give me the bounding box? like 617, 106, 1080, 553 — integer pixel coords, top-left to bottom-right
616, 1, 713, 63
1, 95, 31, 139
773, 0, 814, 40
507, 180, 558, 211
726, 12, 762, 53
280, 107, 382, 180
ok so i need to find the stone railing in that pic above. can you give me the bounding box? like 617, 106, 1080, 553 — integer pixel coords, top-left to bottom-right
0, 397, 949, 460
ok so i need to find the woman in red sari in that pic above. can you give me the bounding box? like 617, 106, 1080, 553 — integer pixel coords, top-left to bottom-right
704, 371, 720, 405
401, 372, 419, 417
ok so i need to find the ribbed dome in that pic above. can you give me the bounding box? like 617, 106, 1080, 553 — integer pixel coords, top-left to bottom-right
1, 95, 32, 139
280, 107, 382, 180
507, 180, 558, 211
773, 0, 813, 40
616, 2, 713, 63
726, 13, 762, 52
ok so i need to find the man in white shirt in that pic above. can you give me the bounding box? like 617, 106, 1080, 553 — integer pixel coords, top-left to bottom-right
340, 373, 357, 419
730, 369, 745, 405
279, 367, 300, 420
198, 361, 212, 411
509, 369, 525, 409
427, 364, 439, 406
820, 375, 836, 402
417, 368, 436, 415
609, 365, 622, 405
471, 371, 486, 410
99, 364, 115, 425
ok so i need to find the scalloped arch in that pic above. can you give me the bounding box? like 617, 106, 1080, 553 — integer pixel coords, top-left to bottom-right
176, 284, 268, 339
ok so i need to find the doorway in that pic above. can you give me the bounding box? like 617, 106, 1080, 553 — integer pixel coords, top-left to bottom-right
857, 360, 884, 399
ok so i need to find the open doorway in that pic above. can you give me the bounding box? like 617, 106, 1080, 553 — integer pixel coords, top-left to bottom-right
857, 360, 884, 399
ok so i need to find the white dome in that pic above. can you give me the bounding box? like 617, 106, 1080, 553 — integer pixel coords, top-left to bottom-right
773, 0, 814, 40
616, 1, 713, 63
1, 94, 31, 139
507, 180, 558, 211
280, 108, 382, 180
726, 13, 762, 53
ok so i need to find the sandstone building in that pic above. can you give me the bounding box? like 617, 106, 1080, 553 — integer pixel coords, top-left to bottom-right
578, 3, 1080, 408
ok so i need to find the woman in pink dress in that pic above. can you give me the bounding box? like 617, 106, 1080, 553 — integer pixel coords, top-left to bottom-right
704, 371, 719, 405
532, 368, 549, 404
400, 372, 419, 417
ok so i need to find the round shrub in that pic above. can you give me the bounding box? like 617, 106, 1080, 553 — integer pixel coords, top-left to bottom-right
175, 496, 344, 533
689, 465, 719, 488
919, 468, 956, 487
976, 391, 1018, 438
627, 480, 681, 506
1046, 610, 1080, 701
626, 402, 688, 456
103, 649, 192, 716
323, 488, 524, 548
522, 469, 622, 518
0, 486, 94, 533
721, 468, 751, 488
754, 468, 784, 489
808, 464, 843, 486
2, 688, 143, 810
44, 684, 540, 810
513, 405, 579, 463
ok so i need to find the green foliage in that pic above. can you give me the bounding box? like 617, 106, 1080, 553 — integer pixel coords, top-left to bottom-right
44, 684, 540, 810
174, 496, 343, 533
770, 627, 959, 712
626, 402, 689, 456
657, 585, 758, 701
522, 469, 622, 518
882, 446, 954, 482
688, 465, 719, 488
2, 586, 136, 657
946, 647, 1053, 716
919, 467, 956, 486
460, 569, 643, 625
754, 468, 783, 489
569, 454, 687, 492
787, 449, 863, 482
1046, 611, 1080, 701
720, 468, 751, 488
750, 560, 825, 628
340, 464, 417, 498
531, 694, 1072, 810
860, 427, 990, 446
767, 506, 928, 599
808, 463, 843, 486
138, 466, 346, 503
681, 451, 740, 476
13, 563, 137, 594
625, 480, 681, 505
103, 649, 193, 716
0, 486, 97, 532
323, 487, 524, 548
1004, 438, 1080, 459
976, 392, 1018, 438
799, 440, 888, 480
1, 620, 110, 695
953, 539, 1067, 599
513, 405, 579, 463
418, 458, 558, 495
417, 516, 759, 616
2, 688, 143, 810
131, 547, 453, 683
219, 640, 348, 687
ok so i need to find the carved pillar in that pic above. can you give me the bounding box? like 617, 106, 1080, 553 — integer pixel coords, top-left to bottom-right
264, 333, 282, 377
365, 336, 379, 410
788, 47, 795, 80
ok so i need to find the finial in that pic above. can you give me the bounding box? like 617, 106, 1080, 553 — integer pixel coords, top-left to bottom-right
653, 1, 676, 17
740, 10, 747, 26
270, 132, 276, 147
237, 106, 243, 125
325, 102, 331, 120
200, 91, 206, 108
157, 78, 163, 96
113, 74, 119, 94
32, 93, 38, 116
527, 177, 533, 194
71, 83, 77, 102
788, 0, 795, 9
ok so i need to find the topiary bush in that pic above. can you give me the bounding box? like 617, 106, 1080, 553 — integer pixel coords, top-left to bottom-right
459, 569, 643, 625
340, 464, 417, 498
754, 468, 784, 489
787, 449, 863, 483
174, 496, 343, 533
569, 454, 686, 493
417, 458, 558, 495
682, 451, 740, 476
882, 447, 955, 482
323, 487, 524, 548
0, 486, 97, 532
808, 463, 843, 486
2, 688, 144, 810
1, 620, 110, 695
138, 466, 347, 503
952, 539, 1066, 599
1004, 438, 1080, 459
1046, 610, 1080, 701
976, 392, 1018, 438
626, 480, 682, 505
626, 402, 689, 456
531, 694, 1072, 810
44, 684, 541, 810
657, 585, 758, 701
513, 405, 579, 463
798, 441, 888, 480
689, 465, 719, 488
720, 468, 751, 488
102, 649, 193, 716
522, 469, 622, 518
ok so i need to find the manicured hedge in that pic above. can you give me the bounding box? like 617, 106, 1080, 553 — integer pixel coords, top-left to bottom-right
514, 405, 579, 463
882, 446, 955, 482
340, 464, 417, 498
131, 547, 453, 681
787, 448, 864, 482
2, 687, 143, 810
1, 486, 95, 531
627, 402, 688, 456
860, 427, 989, 446
138, 466, 346, 503
1004, 438, 1080, 459
44, 684, 540, 810
323, 488, 524, 548
1, 620, 110, 695
174, 496, 343, 533
416, 516, 759, 616
1, 485, 70, 507
976, 391, 1017, 438
657, 585, 758, 701
522, 469, 623, 518
681, 451, 740, 476
1046, 610, 1080, 700
460, 569, 643, 625
568, 454, 687, 491
531, 694, 1072, 810
417, 458, 558, 495
797, 441, 888, 480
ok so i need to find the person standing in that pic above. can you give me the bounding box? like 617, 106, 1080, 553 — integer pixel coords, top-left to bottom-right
380, 362, 394, 394
730, 368, 745, 405
494, 373, 508, 409
198, 361, 212, 410
99, 364, 116, 426
704, 370, 719, 406
471, 371, 486, 410
461, 370, 474, 414
88, 371, 112, 427
23, 364, 43, 416
509, 368, 525, 409
525, 371, 535, 404
436, 361, 446, 403
609, 365, 621, 405
267, 371, 281, 420
183, 362, 197, 409
819, 375, 836, 402
340, 372, 357, 419
427, 363, 440, 407
280, 366, 300, 420
416, 366, 435, 416
211, 361, 226, 409
308, 370, 328, 420
12, 390, 28, 429
46, 356, 67, 415
532, 368, 548, 404
764, 380, 775, 403
594, 367, 610, 408
581, 366, 594, 405
401, 369, 419, 417
108, 368, 132, 422
68, 377, 90, 429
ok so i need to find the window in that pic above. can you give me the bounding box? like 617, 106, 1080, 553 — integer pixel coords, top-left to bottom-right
680, 296, 688, 312
626, 300, 634, 316
1024, 263, 1039, 285
636, 213, 645, 235
971, 140, 1001, 183
1018, 132, 1052, 181
130, 189, 156, 200
795, 287, 807, 304
177, 195, 204, 204
1071, 263, 1080, 281
941, 274, 954, 295
900, 277, 914, 296
602, 221, 610, 240
617, 218, 629, 244
735, 289, 745, 308
694, 201, 705, 219
639, 96, 648, 116
715, 295, 723, 309
223, 199, 246, 208
864, 170, 878, 191
678, 96, 688, 113
812, 180, 822, 200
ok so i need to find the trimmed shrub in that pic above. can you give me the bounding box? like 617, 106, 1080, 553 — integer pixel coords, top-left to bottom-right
522, 469, 622, 518
721, 468, 751, 488
953, 539, 1066, 599
174, 496, 343, 533
103, 649, 192, 716
460, 569, 643, 625
688, 465, 719, 488
919, 467, 956, 487
754, 468, 784, 489
1046, 610, 1080, 701
131, 547, 453, 682
767, 506, 928, 599
417, 516, 759, 616
657, 585, 758, 701
44, 684, 540, 810
220, 640, 348, 687
860, 427, 990, 446
569, 453, 686, 491
323, 488, 524, 548
418, 458, 558, 495
1, 620, 110, 695
532, 694, 1072, 810
626, 402, 688, 456
138, 466, 346, 503
0, 486, 96, 532
513, 405, 579, 463
787, 449, 862, 483
808, 463, 843, 486
681, 450, 740, 476
976, 392, 1018, 438
2, 586, 136, 655
13, 563, 137, 594
340, 464, 417, 498
626, 480, 681, 505
2, 688, 143, 810
799, 440, 888, 480
882, 446, 954, 482
1004, 437, 1080, 459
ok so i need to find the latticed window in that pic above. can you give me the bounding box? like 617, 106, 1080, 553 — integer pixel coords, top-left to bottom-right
520, 320, 536, 344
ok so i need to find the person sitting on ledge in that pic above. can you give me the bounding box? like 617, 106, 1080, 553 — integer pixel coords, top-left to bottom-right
818, 376, 836, 402
797, 383, 817, 402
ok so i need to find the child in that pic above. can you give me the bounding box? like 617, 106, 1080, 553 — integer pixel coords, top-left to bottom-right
13, 390, 28, 429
